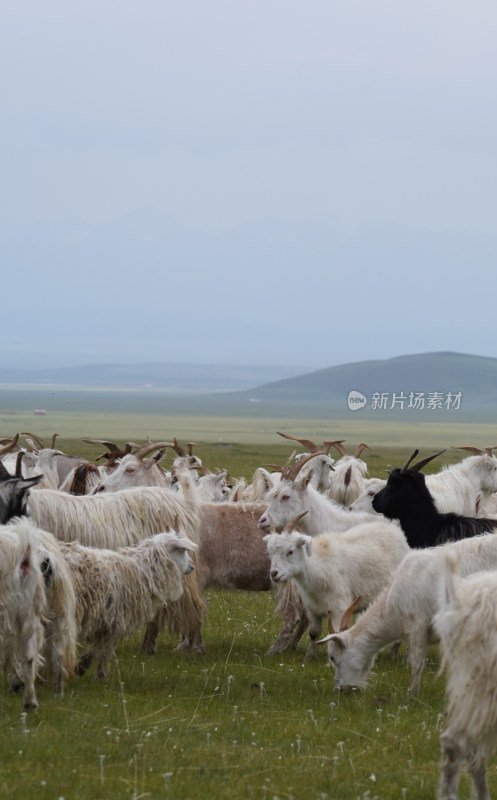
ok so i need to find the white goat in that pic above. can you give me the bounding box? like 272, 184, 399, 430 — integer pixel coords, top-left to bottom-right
5, 519, 78, 700
0, 523, 48, 709
326, 442, 371, 506
59, 532, 195, 679
348, 478, 387, 513
93, 442, 173, 493
264, 519, 409, 659
319, 532, 497, 695
25, 486, 206, 653
435, 553, 497, 800
258, 452, 372, 535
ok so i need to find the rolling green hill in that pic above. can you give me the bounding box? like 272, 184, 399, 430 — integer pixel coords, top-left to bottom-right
222, 351, 497, 420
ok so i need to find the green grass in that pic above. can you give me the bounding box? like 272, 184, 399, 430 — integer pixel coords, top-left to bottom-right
0, 593, 483, 800
1, 407, 496, 797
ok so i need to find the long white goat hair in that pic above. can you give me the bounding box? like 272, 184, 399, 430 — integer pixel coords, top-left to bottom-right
6, 518, 77, 699
26, 487, 206, 652
0, 523, 48, 709
27, 486, 199, 546
58, 533, 186, 679
435, 553, 497, 800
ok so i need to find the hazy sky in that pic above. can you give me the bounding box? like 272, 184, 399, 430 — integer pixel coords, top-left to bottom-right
2, 1, 497, 370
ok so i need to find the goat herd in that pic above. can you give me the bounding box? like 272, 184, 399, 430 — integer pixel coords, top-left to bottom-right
2, 431, 497, 799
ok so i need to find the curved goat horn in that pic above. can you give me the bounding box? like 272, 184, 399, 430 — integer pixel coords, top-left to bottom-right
282, 511, 309, 533
133, 442, 174, 461
354, 443, 371, 459
0, 434, 20, 457
277, 431, 319, 452
21, 432, 45, 449
326, 596, 362, 635
82, 439, 123, 454
409, 450, 446, 473
320, 440, 342, 456
450, 445, 484, 455
485, 446, 497, 457
282, 451, 323, 483
400, 450, 420, 473
50, 433, 60, 450
15, 451, 24, 477
331, 441, 348, 458
172, 438, 186, 457
187, 442, 200, 456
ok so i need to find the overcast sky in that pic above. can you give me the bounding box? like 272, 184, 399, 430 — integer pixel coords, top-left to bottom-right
2, 1, 496, 370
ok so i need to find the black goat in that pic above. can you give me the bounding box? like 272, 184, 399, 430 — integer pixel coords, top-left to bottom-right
0, 461, 43, 524
372, 449, 497, 548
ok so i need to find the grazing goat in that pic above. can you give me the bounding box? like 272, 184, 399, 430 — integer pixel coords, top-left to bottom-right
0, 523, 48, 709
257, 451, 372, 535
264, 518, 408, 659
319, 532, 497, 695
435, 553, 497, 800
372, 450, 497, 547
58, 532, 193, 679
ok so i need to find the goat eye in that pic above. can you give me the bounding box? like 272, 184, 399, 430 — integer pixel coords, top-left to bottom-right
125, 468, 135, 474
368, 491, 374, 496
281, 495, 290, 502
287, 549, 294, 556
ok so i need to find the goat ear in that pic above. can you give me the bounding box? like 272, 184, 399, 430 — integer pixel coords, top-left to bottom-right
300, 468, 314, 490
296, 535, 312, 556
316, 633, 347, 649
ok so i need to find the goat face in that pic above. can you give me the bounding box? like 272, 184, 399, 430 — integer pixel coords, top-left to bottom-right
372, 468, 433, 520
258, 475, 312, 531
263, 531, 312, 582
0, 475, 43, 524
325, 633, 373, 692
479, 455, 497, 493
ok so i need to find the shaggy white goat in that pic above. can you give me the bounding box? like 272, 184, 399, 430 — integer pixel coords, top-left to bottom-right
435, 554, 497, 800
59, 532, 195, 679
264, 519, 408, 659
26, 486, 206, 653
5, 519, 78, 700
319, 532, 497, 695
0, 523, 48, 709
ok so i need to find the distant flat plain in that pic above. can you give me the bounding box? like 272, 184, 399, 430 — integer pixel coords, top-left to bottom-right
0, 386, 495, 448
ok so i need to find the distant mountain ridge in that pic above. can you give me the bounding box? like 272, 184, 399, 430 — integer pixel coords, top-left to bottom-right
0, 351, 495, 421
0, 361, 306, 392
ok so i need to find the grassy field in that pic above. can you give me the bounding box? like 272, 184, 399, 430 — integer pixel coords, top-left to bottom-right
1, 405, 496, 798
